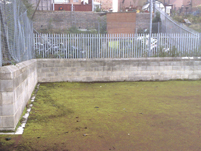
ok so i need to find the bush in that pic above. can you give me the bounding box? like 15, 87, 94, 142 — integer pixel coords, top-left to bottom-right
153, 12, 161, 23
95, 6, 101, 12
22, 0, 34, 19
157, 46, 180, 57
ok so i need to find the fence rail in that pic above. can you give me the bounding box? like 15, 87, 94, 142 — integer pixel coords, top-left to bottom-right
34, 33, 201, 59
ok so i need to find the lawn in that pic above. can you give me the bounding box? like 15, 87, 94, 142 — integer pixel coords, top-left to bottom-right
1, 81, 201, 151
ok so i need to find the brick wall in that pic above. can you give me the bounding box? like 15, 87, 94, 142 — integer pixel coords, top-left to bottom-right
33, 11, 105, 32
107, 12, 136, 34
33, 11, 150, 33
136, 13, 150, 30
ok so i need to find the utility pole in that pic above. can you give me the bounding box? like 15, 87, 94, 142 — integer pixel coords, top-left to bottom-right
149, 0, 153, 57
153, 0, 155, 17
53, 0, 55, 11
92, 0, 94, 11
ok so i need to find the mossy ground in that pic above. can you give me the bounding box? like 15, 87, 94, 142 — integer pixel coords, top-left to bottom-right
1, 81, 201, 151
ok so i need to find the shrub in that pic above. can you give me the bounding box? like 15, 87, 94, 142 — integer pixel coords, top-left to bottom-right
153, 12, 161, 23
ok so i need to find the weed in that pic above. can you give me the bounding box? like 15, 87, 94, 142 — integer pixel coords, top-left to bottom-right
155, 46, 180, 57
22, 0, 34, 19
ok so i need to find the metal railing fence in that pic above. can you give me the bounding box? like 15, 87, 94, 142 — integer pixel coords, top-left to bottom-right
0, 0, 34, 66
34, 33, 201, 59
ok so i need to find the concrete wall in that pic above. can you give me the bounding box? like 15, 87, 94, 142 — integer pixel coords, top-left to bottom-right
37, 58, 201, 83
0, 60, 37, 131
1, 57, 201, 131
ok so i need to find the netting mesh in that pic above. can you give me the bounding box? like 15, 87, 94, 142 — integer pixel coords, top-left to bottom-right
156, 6, 198, 35
0, 0, 34, 66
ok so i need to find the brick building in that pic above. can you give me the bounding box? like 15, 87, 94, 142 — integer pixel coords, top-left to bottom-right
117, 0, 148, 12
95, 0, 113, 11
118, 0, 135, 12
192, 0, 201, 7
166, 0, 201, 9
28, 0, 95, 11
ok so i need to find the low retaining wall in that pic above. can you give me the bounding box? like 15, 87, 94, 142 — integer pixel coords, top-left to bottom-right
37, 58, 201, 82
0, 60, 37, 131
0, 57, 201, 131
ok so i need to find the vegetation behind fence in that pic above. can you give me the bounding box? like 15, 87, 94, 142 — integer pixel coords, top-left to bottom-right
34, 33, 201, 59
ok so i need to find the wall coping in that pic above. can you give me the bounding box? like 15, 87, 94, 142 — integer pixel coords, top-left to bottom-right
37, 57, 201, 62
0, 59, 37, 74
0, 59, 37, 80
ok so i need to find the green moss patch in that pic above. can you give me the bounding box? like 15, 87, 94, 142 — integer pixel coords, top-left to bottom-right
1, 81, 201, 150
